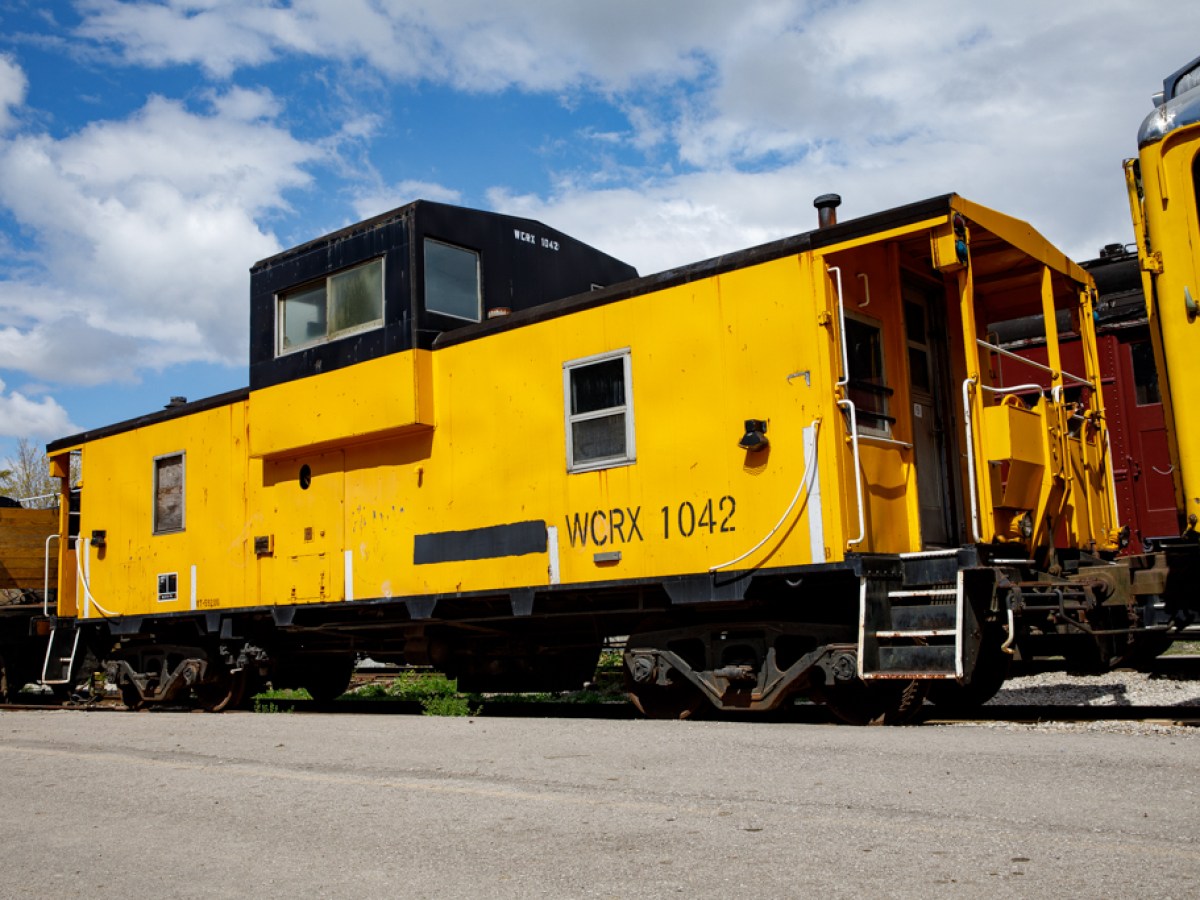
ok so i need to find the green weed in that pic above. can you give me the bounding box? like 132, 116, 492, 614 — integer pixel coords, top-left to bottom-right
252, 699, 294, 714
421, 694, 483, 716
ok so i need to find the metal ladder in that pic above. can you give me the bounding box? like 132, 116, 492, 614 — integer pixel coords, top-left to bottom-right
41, 621, 80, 686
859, 549, 981, 681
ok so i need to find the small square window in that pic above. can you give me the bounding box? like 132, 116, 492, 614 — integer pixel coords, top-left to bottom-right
153, 452, 185, 534
425, 239, 482, 322
157, 572, 178, 602
564, 350, 635, 472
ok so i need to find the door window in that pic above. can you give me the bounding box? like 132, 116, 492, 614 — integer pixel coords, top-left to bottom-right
845, 316, 892, 436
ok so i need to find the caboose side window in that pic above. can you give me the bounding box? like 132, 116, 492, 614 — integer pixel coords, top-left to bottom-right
277, 257, 384, 354
153, 452, 185, 534
425, 239, 482, 322
845, 316, 892, 436
564, 350, 635, 472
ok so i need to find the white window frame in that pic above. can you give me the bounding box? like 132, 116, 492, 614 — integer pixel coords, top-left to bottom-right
563, 348, 636, 473
152, 451, 186, 535
275, 256, 385, 356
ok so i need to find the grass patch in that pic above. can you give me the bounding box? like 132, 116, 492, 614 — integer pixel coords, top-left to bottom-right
255, 687, 313, 701
250, 686, 309, 712
348, 670, 484, 716
420, 694, 482, 716
1164, 640, 1200, 656
252, 652, 631, 715
252, 699, 293, 714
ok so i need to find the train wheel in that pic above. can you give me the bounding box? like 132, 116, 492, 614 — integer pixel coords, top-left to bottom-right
0, 649, 35, 703
120, 681, 145, 711
817, 679, 926, 726
302, 655, 356, 702
194, 669, 247, 712
1111, 633, 1173, 671
626, 679, 706, 720
928, 638, 1010, 712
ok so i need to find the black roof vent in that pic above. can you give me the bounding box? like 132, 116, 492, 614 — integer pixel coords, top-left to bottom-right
814, 194, 842, 229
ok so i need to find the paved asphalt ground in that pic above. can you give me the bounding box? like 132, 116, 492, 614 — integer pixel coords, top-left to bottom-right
1, 711, 1197, 899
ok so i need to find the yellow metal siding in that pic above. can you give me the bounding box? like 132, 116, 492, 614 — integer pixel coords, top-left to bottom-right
68, 248, 878, 616
1138, 127, 1200, 519
72, 402, 251, 618
248, 351, 434, 459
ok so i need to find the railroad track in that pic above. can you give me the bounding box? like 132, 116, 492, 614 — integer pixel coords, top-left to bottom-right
5, 656, 1198, 725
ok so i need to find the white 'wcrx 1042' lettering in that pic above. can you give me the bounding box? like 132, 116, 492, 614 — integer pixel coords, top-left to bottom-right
513, 229, 559, 251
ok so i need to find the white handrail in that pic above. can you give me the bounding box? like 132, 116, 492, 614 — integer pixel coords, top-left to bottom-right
962, 377, 982, 543
42, 534, 59, 616
74, 537, 116, 618
979, 382, 1045, 397
709, 418, 823, 571
830, 265, 849, 383
829, 264, 866, 548
977, 338, 1093, 388
837, 398, 866, 547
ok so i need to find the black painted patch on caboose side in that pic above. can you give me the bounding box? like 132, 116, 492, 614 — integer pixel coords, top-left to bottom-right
413, 520, 547, 565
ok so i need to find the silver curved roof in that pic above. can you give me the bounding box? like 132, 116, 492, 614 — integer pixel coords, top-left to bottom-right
1138, 54, 1200, 148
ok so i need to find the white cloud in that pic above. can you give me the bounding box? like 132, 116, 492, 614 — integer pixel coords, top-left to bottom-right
75, 0, 728, 86
0, 54, 27, 133
0, 88, 324, 385
71, 0, 1200, 267
75, 0, 284, 78
477, 1, 1200, 269
0, 377, 77, 440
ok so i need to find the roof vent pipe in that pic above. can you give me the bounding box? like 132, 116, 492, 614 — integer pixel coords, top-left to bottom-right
814, 194, 841, 229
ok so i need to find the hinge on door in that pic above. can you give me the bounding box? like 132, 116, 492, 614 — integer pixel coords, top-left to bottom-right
1141, 251, 1163, 274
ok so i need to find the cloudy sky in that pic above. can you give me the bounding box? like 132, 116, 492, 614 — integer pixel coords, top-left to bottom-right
0, 0, 1198, 470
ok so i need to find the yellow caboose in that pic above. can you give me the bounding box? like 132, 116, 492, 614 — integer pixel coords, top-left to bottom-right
41, 194, 1121, 719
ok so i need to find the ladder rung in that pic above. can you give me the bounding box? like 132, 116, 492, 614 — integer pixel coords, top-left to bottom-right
888, 588, 957, 598
874, 629, 957, 639
862, 672, 959, 681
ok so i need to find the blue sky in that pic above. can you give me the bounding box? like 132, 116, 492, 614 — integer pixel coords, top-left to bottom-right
1, 0, 1199, 473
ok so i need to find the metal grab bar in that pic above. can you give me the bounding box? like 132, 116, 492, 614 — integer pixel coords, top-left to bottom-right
978, 382, 1044, 397
709, 417, 823, 571
829, 265, 866, 548
830, 265, 849, 383
962, 377, 982, 543
837, 399, 866, 547
43, 534, 59, 616
75, 537, 116, 619
977, 338, 1094, 388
